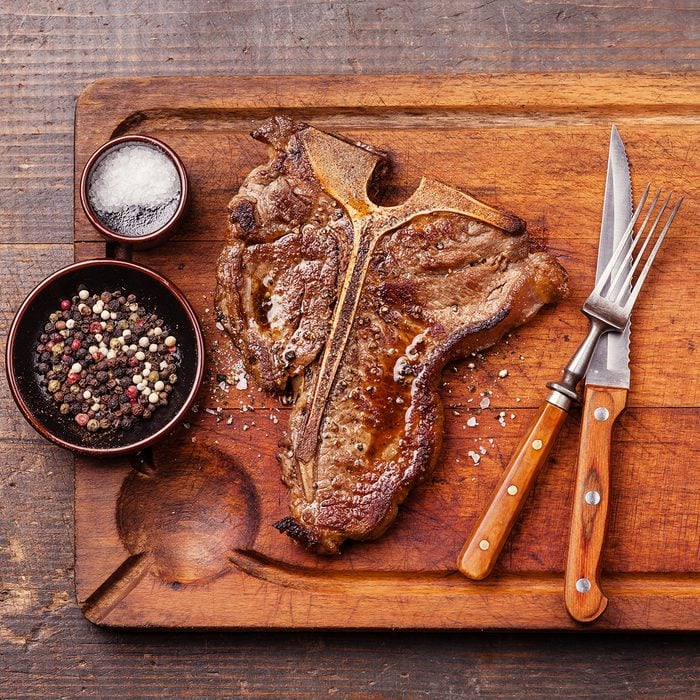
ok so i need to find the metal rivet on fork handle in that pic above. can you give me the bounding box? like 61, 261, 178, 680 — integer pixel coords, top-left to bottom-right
576, 578, 592, 593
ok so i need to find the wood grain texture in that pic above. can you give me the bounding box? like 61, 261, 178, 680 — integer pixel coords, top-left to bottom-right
565, 384, 628, 623
2, 1, 699, 697
70, 74, 699, 632
458, 400, 568, 580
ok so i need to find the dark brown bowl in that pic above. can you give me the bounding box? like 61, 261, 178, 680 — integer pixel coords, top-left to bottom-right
79, 135, 189, 250
6, 259, 204, 457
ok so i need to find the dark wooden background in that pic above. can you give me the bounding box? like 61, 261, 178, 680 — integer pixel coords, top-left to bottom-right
1, 1, 698, 697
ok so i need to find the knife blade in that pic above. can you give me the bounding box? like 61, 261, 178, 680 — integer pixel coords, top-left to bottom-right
564, 124, 633, 622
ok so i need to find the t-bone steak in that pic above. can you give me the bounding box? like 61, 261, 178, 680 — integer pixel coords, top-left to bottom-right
216, 116, 568, 554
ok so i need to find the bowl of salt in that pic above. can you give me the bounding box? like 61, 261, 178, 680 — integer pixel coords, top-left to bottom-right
80, 135, 188, 250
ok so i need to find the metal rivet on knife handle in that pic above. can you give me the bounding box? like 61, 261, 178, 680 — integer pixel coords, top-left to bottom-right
594, 407, 609, 421
585, 490, 601, 506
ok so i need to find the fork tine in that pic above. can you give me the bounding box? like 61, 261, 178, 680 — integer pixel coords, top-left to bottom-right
622, 195, 683, 315
590, 183, 650, 298
607, 187, 660, 299
610, 189, 666, 301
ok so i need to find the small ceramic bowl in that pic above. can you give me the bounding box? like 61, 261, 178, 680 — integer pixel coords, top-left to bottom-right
6, 259, 204, 457
79, 135, 189, 250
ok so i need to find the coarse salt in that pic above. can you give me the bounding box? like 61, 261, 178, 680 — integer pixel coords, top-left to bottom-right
236, 374, 248, 391
89, 144, 180, 214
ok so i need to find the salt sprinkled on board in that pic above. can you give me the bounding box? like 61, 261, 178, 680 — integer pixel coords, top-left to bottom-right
235, 374, 248, 391
88, 143, 181, 236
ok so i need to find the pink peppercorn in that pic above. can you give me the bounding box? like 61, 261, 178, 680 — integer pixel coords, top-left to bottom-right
71, 339, 81, 351
74, 413, 89, 426
89, 321, 102, 333
67, 373, 80, 386
60, 299, 72, 311
126, 386, 138, 400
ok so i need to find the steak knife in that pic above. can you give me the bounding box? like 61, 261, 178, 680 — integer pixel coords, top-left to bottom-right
457, 125, 634, 583
564, 125, 633, 622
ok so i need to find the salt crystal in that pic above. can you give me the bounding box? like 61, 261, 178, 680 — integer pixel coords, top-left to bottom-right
236, 374, 248, 391
498, 369, 509, 378
467, 416, 478, 427
480, 397, 491, 409
88, 143, 181, 236
468, 450, 481, 465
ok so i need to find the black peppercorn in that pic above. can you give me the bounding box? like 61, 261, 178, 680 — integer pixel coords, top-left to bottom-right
34, 287, 180, 437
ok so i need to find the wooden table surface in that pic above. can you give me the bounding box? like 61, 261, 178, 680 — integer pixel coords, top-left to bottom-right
1, 2, 698, 697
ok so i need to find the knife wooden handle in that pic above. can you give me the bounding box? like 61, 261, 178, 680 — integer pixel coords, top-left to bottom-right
565, 384, 627, 622
457, 400, 568, 580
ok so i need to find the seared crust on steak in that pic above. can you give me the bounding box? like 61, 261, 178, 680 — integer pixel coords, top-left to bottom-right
216, 117, 568, 554
216, 116, 359, 389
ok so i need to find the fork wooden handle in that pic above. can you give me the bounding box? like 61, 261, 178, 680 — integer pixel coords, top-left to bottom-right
565, 384, 627, 622
457, 400, 568, 580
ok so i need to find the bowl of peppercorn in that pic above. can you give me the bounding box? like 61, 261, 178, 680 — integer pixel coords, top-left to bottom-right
6, 259, 204, 457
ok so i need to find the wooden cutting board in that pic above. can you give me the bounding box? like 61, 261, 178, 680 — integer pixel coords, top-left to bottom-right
73, 74, 699, 630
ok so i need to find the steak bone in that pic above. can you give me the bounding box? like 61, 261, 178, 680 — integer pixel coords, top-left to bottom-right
293, 126, 524, 500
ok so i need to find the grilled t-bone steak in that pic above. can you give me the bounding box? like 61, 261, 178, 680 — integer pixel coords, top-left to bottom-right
216, 116, 568, 554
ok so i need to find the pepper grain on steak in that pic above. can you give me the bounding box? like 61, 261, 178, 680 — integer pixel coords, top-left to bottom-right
216, 116, 568, 554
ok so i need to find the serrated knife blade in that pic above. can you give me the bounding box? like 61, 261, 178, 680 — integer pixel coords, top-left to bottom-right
564, 124, 634, 623
586, 125, 633, 388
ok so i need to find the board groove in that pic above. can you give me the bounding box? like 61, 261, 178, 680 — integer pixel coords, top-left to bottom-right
74, 74, 699, 630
